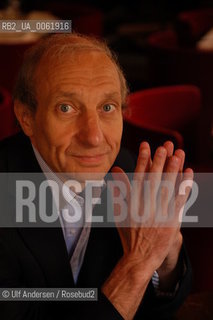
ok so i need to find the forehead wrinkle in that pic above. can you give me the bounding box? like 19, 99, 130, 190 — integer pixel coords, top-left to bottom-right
43, 71, 120, 95
50, 70, 119, 83
48, 73, 121, 97
54, 91, 121, 100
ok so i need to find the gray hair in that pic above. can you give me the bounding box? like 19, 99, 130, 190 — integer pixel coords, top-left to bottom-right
13, 33, 129, 111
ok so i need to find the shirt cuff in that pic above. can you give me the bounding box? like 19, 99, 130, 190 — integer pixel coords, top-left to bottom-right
152, 260, 187, 298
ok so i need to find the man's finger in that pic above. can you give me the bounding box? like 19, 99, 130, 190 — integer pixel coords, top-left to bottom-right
163, 141, 174, 157
149, 146, 168, 192
174, 149, 185, 173
158, 156, 181, 223
134, 142, 151, 175
133, 142, 151, 200
150, 146, 167, 173
163, 141, 174, 173
175, 168, 194, 224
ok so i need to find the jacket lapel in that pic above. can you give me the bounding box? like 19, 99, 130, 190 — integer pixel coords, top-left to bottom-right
18, 226, 75, 287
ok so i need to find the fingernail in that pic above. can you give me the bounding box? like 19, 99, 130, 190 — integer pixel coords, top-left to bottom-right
140, 148, 149, 157
172, 156, 180, 164
157, 147, 166, 155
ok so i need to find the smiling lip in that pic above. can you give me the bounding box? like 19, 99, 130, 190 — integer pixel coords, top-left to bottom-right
71, 153, 107, 163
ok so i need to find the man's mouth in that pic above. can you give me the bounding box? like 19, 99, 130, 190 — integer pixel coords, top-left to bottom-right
71, 153, 108, 164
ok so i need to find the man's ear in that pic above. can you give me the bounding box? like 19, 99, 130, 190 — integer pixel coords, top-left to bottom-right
14, 100, 34, 137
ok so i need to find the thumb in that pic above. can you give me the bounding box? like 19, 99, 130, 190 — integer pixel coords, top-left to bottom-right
108, 166, 131, 228
111, 166, 131, 202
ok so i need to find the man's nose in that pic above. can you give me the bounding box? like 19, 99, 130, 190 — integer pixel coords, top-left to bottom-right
79, 113, 104, 146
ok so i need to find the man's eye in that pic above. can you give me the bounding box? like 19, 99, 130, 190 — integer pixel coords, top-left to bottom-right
59, 104, 73, 113
102, 104, 115, 112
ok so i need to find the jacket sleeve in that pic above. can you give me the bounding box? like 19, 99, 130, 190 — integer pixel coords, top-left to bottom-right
134, 243, 192, 319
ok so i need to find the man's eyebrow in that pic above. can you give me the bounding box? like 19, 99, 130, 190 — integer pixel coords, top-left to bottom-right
54, 92, 77, 100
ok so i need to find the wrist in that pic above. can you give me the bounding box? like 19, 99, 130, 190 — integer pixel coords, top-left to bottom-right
157, 248, 183, 292
102, 254, 155, 320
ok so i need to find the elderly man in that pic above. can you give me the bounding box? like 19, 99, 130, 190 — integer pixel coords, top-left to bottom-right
0, 33, 192, 320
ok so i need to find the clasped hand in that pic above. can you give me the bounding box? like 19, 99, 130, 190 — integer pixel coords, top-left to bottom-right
110, 141, 193, 278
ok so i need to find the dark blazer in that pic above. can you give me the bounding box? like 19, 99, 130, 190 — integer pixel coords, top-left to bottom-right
0, 132, 192, 320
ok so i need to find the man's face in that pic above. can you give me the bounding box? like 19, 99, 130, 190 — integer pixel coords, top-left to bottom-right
27, 51, 123, 179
